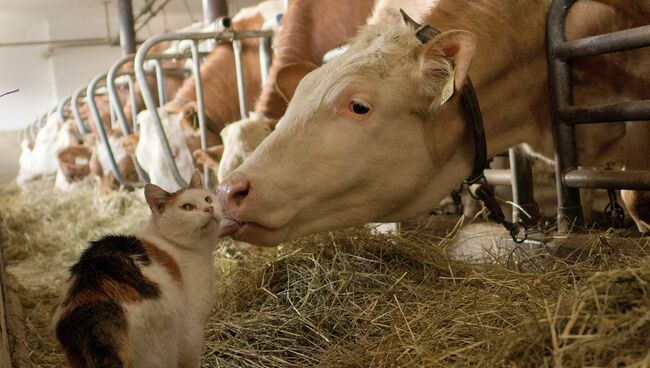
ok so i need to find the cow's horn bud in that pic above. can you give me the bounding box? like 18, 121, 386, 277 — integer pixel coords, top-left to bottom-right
400, 9, 421, 30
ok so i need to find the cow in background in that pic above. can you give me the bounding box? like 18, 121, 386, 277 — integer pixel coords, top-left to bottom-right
194, 0, 378, 182
131, 0, 283, 192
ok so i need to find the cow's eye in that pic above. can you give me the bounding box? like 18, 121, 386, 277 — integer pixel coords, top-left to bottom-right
181, 203, 195, 211
349, 100, 370, 115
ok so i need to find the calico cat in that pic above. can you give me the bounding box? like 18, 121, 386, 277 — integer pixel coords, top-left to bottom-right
52, 170, 223, 368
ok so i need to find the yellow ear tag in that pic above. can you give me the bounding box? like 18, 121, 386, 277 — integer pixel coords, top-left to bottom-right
440, 69, 455, 105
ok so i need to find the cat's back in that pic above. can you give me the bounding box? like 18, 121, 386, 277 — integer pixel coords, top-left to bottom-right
52, 235, 185, 368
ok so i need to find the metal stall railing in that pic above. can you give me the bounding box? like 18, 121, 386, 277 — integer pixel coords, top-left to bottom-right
104, 53, 191, 187
548, 0, 650, 232
134, 29, 273, 188
71, 84, 91, 134
87, 72, 150, 188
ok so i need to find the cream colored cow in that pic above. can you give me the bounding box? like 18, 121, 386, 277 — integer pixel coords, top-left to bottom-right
218, 1, 650, 246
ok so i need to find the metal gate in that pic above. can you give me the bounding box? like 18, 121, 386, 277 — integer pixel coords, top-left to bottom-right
134, 27, 273, 188
547, 0, 650, 232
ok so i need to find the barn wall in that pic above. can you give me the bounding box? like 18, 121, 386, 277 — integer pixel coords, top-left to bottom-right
0, 14, 57, 132
0, 0, 268, 132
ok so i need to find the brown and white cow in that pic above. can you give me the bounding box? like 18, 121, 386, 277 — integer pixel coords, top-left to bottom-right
193, 0, 378, 182
133, 0, 283, 191
218, 0, 650, 245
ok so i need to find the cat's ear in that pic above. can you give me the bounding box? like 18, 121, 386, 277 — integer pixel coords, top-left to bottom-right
145, 184, 171, 215
189, 170, 203, 189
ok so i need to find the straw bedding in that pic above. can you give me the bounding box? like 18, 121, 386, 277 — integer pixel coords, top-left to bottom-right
1, 180, 649, 367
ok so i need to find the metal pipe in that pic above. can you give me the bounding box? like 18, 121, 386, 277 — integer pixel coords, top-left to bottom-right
58, 96, 71, 126
0, 37, 112, 48
87, 73, 145, 188
202, 0, 228, 25
107, 54, 137, 135
259, 36, 272, 85
117, 0, 137, 55
151, 59, 168, 106
564, 169, 650, 191
548, 0, 583, 232
71, 85, 91, 134
190, 41, 212, 188
556, 25, 650, 60
127, 75, 139, 129
232, 39, 248, 119
134, 30, 274, 188
509, 146, 541, 227
484, 169, 511, 186
559, 100, 650, 124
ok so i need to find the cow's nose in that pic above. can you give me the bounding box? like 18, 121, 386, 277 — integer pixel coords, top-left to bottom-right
218, 179, 250, 209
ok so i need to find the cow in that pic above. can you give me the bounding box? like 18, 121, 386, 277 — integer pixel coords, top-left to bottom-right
132, 0, 283, 192
218, 0, 650, 246
193, 0, 379, 183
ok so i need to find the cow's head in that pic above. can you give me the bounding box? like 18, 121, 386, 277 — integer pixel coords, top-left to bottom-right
216, 113, 277, 183
219, 14, 477, 245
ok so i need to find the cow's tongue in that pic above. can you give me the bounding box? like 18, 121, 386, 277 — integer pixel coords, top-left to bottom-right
218, 217, 246, 236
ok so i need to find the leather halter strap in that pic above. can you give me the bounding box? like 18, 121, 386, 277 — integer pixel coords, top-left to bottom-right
405, 10, 488, 186
404, 10, 526, 243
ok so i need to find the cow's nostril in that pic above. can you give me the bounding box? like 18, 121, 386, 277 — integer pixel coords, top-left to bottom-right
219, 179, 250, 209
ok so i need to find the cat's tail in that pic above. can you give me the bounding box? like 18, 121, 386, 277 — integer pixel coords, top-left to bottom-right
53, 301, 131, 368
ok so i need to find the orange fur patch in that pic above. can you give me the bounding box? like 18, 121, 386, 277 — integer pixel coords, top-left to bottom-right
141, 239, 183, 285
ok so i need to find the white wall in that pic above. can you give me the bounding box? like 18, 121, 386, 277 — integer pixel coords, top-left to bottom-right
0, 0, 265, 132
0, 11, 57, 131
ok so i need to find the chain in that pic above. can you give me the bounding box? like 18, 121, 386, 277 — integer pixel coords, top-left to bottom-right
604, 189, 625, 228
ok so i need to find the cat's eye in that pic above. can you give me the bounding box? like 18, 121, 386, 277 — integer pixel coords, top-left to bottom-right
181, 203, 195, 211
205, 196, 212, 204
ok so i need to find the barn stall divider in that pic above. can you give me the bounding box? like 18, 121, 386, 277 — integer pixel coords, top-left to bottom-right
548, 0, 650, 233
134, 26, 273, 188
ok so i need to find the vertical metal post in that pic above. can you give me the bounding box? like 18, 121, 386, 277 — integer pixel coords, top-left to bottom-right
126, 75, 139, 128
202, 0, 228, 24
117, 0, 137, 56
58, 96, 71, 126
259, 36, 272, 85
151, 60, 168, 106
232, 39, 248, 120
547, 0, 583, 232
190, 41, 212, 188
508, 145, 542, 227
71, 85, 90, 134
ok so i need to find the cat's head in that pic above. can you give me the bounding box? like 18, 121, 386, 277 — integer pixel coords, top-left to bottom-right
144, 170, 223, 248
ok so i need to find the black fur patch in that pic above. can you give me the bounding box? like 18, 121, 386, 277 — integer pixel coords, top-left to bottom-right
65, 235, 160, 304
56, 301, 127, 368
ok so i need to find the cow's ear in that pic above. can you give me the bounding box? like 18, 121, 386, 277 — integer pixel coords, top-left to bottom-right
424, 30, 477, 92
181, 102, 199, 128
189, 169, 203, 189
145, 184, 171, 215
275, 62, 319, 103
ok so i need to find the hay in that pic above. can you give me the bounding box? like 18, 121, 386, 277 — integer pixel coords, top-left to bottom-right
0, 180, 649, 367
206, 230, 650, 368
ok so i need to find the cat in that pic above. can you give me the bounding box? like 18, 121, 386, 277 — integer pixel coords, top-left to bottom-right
52, 170, 223, 368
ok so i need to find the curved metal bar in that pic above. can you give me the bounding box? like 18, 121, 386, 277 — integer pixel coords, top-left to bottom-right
189, 41, 211, 188
107, 54, 137, 135
71, 84, 91, 134
134, 30, 274, 188
151, 59, 168, 106
58, 96, 72, 125
126, 75, 139, 131
87, 73, 146, 188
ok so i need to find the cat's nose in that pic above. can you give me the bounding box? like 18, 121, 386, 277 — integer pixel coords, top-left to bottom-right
205, 206, 214, 214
